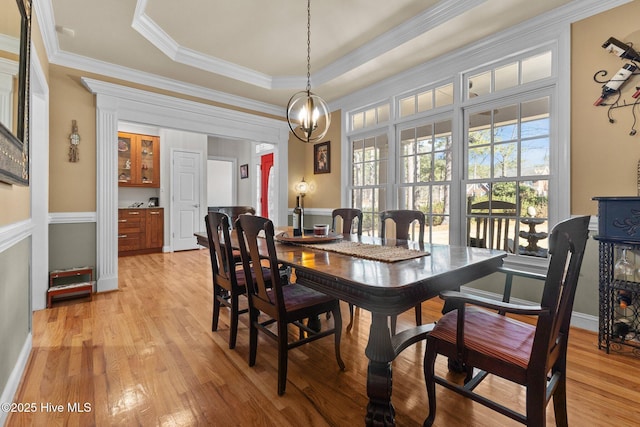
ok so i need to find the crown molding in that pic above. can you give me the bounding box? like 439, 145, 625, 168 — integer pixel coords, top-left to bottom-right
34, 0, 285, 117
0, 33, 19, 55
331, 0, 632, 112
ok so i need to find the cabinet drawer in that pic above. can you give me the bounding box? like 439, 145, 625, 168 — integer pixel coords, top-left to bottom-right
118, 232, 144, 251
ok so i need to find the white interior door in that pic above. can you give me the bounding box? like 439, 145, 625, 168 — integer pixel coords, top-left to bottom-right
172, 150, 202, 251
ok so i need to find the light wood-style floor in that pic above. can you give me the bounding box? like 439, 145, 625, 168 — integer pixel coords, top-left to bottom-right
7, 249, 640, 426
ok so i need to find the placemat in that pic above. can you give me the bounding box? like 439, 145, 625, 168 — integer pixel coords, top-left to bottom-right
299, 240, 430, 263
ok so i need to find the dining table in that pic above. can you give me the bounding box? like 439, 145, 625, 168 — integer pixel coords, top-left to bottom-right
195, 229, 506, 426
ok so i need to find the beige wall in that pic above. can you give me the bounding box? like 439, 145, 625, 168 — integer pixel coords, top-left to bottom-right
48, 66, 97, 212
287, 110, 342, 209
572, 1, 640, 215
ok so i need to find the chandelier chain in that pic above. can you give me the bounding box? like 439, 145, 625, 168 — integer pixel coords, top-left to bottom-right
306, 0, 311, 92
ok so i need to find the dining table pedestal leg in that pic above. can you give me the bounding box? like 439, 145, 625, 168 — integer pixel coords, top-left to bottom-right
364, 313, 397, 426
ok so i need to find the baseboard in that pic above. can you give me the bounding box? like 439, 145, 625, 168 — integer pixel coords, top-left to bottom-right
459, 285, 598, 332
0, 333, 32, 427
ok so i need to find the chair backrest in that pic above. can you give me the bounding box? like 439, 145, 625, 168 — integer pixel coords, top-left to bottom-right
379, 209, 425, 244
205, 212, 237, 288
209, 206, 256, 228
531, 215, 590, 370
466, 199, 516, 252
235, 214, 284, 318
332, 208, 363, 235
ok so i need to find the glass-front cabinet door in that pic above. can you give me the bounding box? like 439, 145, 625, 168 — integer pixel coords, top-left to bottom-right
118, 132, 160, 188
117, 134, 133, 185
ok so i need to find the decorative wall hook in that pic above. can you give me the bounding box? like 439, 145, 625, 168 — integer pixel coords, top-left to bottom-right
68, 120, 80, 162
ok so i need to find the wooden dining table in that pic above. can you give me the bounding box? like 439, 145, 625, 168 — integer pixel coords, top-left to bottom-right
195, 230, 506, 426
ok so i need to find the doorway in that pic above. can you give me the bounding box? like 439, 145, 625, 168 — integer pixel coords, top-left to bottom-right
260, 153, 274, 218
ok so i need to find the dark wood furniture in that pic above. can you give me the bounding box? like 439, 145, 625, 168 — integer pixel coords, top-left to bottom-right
195, 228, 505, 425
380, 209, 426, 333
332, 208, 363, 330
332, 208, 363, 235
47, 267, 94, 308
118, 208, 164, 256
467, 199, 517, 252
423, 216, 590, 426
205, 212, 249, 349
235, 215, 345, 395
593, 196, 640, 356
208, 206, 256, 228
117, 132, 160, 187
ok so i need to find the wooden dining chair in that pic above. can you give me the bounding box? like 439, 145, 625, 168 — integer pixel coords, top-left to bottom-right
204, 212, 250, 349
422, 215, 590, 427
331, 208, 363, 235
331, 208, 363, 331
380, 209, 426, 333
235, 214, 345, 395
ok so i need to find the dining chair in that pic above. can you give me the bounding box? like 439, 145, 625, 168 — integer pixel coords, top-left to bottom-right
204, 212, 251, 349
331, 208, 363, 331
422, 215, 590, 427
235, 214, 345, 395
379, 209, 426, 333
331, 208, 363, 235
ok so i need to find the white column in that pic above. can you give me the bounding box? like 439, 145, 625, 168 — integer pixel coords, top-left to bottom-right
95, 96, 119, 292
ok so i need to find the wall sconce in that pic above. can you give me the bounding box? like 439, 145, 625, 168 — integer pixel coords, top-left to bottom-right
68, 120, 80, 162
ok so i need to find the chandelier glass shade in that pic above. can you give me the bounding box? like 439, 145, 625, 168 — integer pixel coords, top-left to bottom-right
286, 0, 331, 143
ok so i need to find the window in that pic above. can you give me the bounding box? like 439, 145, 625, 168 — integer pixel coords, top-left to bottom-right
399, 83, 453, 118
351, 133, 388, 235
350, 103, 390, 132
466, 95, 550, 256
398, 120, 452, 244
345, 47, 558, 259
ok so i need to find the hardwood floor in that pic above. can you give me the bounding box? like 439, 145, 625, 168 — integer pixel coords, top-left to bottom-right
7, 249, 640, 426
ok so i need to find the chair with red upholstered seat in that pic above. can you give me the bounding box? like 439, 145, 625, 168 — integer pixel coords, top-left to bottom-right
422, 215, 590, 426
236, 214, 345, 395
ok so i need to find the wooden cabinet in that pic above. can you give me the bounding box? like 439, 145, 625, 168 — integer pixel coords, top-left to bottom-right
118, 208, 164, 256
118, 132, 160, 187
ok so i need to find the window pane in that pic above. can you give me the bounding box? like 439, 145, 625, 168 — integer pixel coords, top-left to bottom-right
378, 104, 390, 123
402, 157, 414, 183
417, 90, 433, 112
352, 112, 364, 130
379, 159, 388, 184
493, 142, 518, 178
492, 181, 518, 205
522, 51, 552, 83
400, 96, 415, 118
469, 72, 491, 98
416, 154, 432, 182
352, 163, 362, 186
495, 62, 519, 91
521, 138, 550, 176
433, 151, 450, 181
364, 108, 376, 127
493, 104, 518, 142
435, 83, 454, 107
468, 147, 491, 179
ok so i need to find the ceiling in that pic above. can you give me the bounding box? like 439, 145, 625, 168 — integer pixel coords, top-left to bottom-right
43, 0, 576, 113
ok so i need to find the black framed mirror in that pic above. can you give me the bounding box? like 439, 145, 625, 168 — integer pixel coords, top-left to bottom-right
0, 0, 31, 186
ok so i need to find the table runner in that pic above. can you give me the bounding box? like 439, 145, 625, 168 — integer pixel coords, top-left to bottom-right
299, 240, 430, 263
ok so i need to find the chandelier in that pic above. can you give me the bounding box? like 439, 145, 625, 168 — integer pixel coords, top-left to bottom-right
286, 0, 331, 143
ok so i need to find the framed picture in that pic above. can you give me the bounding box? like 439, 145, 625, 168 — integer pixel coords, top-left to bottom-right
314, 141, 330, 174
240, 163, 249, 179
